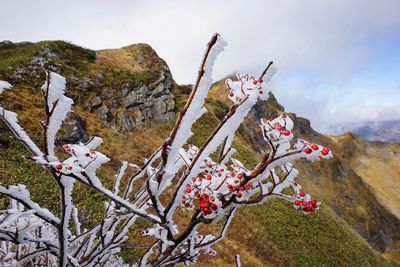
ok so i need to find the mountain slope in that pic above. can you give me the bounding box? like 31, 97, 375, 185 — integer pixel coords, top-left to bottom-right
0, 40, 398, 266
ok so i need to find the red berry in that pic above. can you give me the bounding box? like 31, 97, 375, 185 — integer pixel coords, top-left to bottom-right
301, 201, 308, 207
275, 124, 283, 131
239, 186, 245, 191
63, 144, 70, 150
185, 187, 191, 193
231, 187, 237, 192
299, 191, 306, 197
229, 92, 234, 97
284, 130, 291, 136
236, 192, 242, 198
321, 147, 330, 156
311, 144, 319, 150
304, 148, 312, 154
210, 203, 218, 210
217, 172, 222, 177
310, 199, 317, 205
55, 164, 63, 170
237, 174, 244, 179
259, 90, 263, 94
192, 177, 196, 182
253, 80, 258, 85
259, 79, 263, 83
206, 175, 212, 180
227, 184, 233, 189
294, 200, 301, 206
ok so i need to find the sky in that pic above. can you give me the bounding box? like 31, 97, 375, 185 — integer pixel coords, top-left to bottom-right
1, 0, 399, 133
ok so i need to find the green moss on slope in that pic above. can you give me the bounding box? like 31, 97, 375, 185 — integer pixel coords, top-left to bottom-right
254, 200, 394, 267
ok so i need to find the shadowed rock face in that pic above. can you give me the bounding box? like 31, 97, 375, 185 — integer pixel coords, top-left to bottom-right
58, 112, 89, 144
89, 68, 175, 132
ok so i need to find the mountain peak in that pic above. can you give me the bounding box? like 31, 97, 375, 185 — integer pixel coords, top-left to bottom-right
96, 43, 170, 74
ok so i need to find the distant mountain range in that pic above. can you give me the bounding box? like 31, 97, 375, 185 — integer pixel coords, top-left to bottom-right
330, 120, 400, 143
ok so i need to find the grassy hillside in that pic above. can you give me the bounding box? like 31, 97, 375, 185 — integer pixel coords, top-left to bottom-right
0, 40, 399, 266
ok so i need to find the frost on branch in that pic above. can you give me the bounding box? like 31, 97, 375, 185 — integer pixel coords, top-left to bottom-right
226, 73, 268, 104
41, 72, 74, 161
0, 81, 12, 94
0, 34, 332, 267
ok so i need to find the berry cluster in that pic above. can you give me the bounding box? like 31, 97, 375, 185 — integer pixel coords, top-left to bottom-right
274, 121, 291, 136
182, 182, 222, 217
53, 163, 74, 172
303, 143, 330, 156
226, 74, 268, 104
293, 191, 320, 214
48, 143, 101, 174
252, 78, 263, 85
181, 157, 256, 217
197, 193, 218, 215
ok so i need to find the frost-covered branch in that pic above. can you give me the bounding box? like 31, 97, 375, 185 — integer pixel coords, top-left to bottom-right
40, 72, 73, 161
0, 185, 59, 226
235, 254, 241, 267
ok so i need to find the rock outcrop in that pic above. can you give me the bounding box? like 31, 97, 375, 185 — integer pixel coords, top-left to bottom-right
88, 69, 175, 131
58, 112, 89, 144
